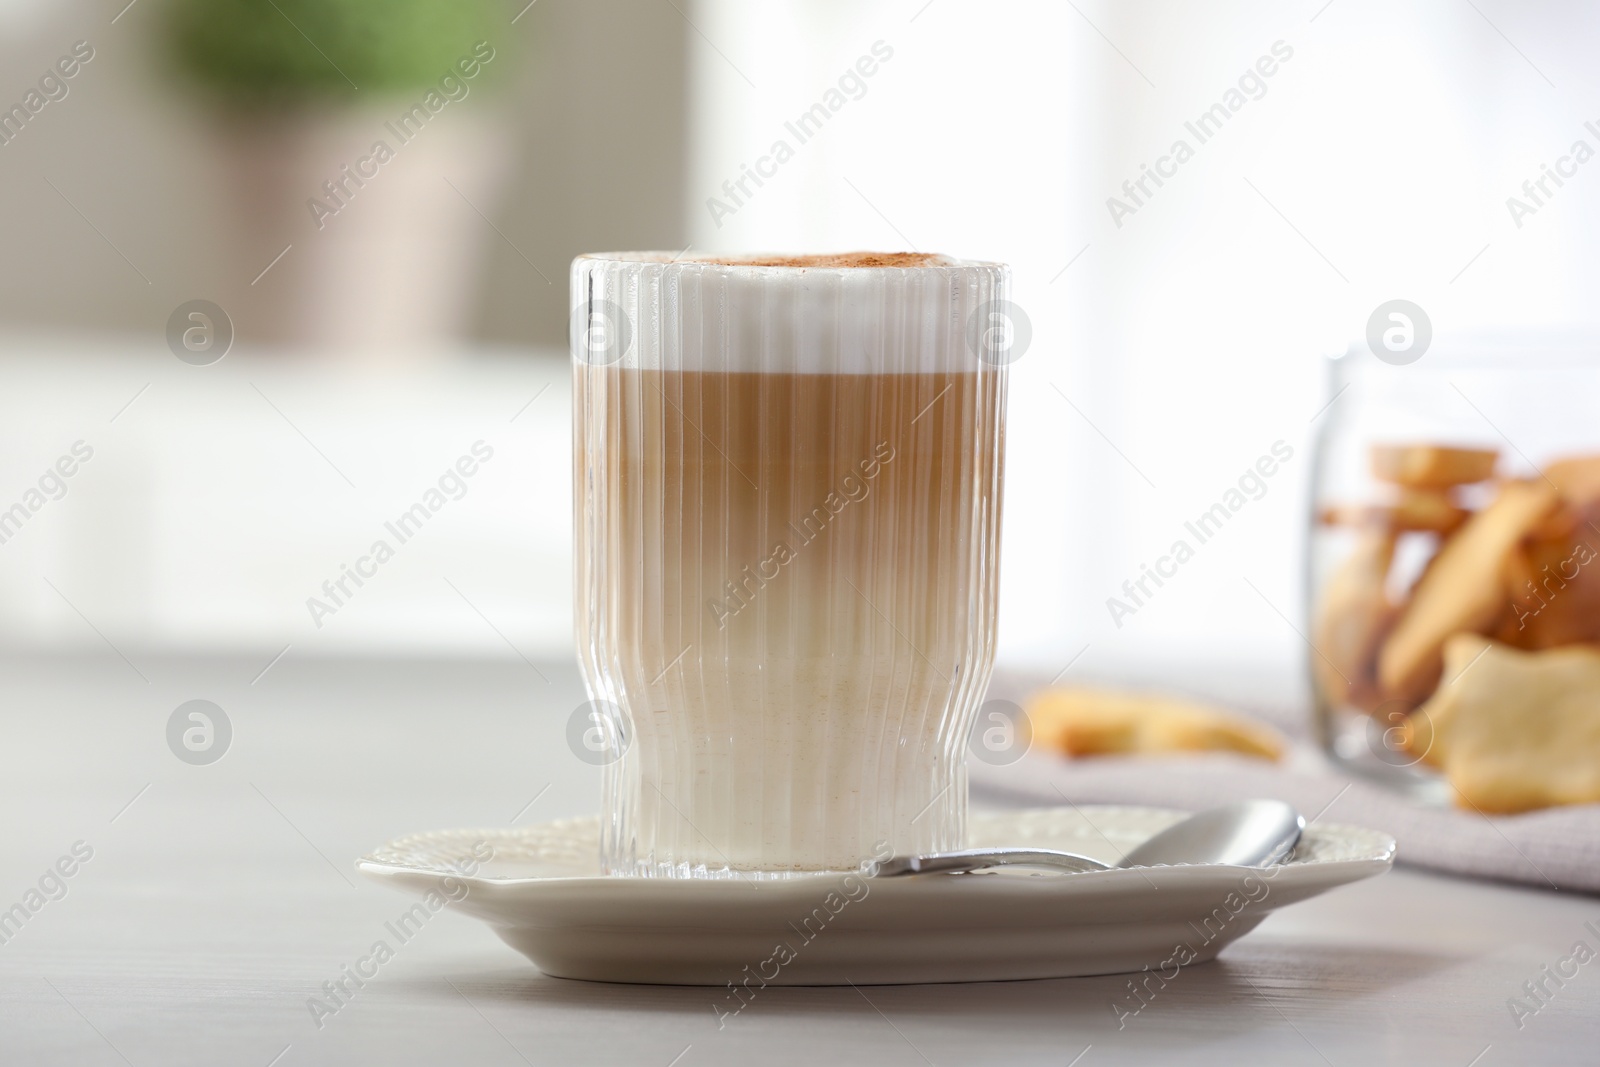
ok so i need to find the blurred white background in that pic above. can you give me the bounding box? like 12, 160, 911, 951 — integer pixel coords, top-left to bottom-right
4, 0, 1599, 691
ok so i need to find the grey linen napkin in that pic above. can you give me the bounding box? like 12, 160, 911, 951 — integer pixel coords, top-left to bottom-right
972, 661, 1600, 894
969, 748, 1598, 894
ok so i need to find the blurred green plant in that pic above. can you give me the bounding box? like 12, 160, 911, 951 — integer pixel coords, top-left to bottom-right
162, 0, 509, 102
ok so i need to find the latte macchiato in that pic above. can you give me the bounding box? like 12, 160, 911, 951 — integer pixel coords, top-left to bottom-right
572, 253, 1008, 876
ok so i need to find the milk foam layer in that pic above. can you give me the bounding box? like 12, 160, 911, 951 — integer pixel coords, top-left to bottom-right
571, 253, 1008, 375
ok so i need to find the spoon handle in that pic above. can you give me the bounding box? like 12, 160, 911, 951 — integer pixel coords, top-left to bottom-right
875, 848, 1112, 877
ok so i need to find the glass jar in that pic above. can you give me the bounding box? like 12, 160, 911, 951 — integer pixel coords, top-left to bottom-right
1308, 335, 1600, 798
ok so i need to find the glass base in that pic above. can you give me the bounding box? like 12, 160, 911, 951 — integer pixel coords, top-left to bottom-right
599, 751, 962, 880
605, 859, 871, 881
1321, 705, 1451, 804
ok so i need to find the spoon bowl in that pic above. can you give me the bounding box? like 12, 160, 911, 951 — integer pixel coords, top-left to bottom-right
875, 799, 1305, 878
1116, 799, 1304, 869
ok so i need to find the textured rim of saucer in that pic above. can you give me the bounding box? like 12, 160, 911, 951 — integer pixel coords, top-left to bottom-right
355, 808, 1397, 885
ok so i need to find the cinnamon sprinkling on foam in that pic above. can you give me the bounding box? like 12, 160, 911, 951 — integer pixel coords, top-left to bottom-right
690, 251, 954, 268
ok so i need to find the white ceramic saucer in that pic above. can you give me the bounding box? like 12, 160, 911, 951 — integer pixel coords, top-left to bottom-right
357, 806, 1394, 986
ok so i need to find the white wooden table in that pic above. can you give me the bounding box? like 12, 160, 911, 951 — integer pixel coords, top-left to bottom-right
2, 655, 1593, 1065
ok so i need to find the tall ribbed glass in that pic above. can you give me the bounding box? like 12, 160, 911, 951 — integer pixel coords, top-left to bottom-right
572, 252, 1008, 878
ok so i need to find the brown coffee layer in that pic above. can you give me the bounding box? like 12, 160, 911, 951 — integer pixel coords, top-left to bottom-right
577, 368, 1001, 658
